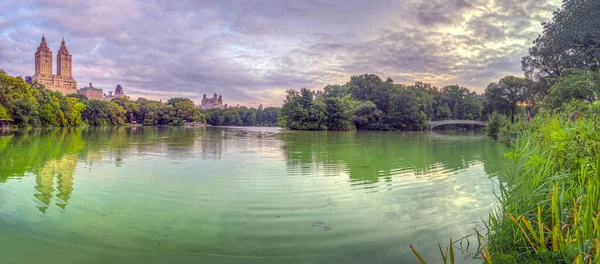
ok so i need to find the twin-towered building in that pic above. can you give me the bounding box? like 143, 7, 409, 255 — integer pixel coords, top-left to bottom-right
32, 35, 77, 94
31, 35, 128, 100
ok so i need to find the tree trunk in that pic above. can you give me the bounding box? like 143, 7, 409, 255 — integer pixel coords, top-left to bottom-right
510, 105, 516, 123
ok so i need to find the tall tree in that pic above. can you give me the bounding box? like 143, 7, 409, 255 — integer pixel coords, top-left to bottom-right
488, 76, 531, 123
522, 0, 600, 92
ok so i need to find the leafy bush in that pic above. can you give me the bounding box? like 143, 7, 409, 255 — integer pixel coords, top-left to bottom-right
485, 111, 504, 140
497, 121, 520, 146
0, 105, 11, 120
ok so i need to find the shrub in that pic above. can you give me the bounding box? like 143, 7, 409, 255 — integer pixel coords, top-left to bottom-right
485, 111, 504, 140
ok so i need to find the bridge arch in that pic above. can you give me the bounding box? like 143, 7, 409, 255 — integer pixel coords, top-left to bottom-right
427, 120, 488, 129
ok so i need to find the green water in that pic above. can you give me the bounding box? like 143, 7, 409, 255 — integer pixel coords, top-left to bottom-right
0, 127, 506, 263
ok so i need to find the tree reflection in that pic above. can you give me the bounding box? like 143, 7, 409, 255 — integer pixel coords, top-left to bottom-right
0, 127, 220, 214
280, 130, 507, 183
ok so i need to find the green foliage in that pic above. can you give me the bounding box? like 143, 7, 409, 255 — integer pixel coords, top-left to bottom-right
485, 111, 505, 140
203, 106, 278, 127
484, 76, 531, 123
0, 71, 209, 128
325, 95, 357, 131
497, 121, 520, 146
66, 93, 89, 102
0, 105, 11, 120
352, 101, 384, 130
107, 102, 126, 125
167, 97, 200, 122
544, 70, 600, 110
486, 106, 600, 263
388, 87, 427, 130
522, 0, 600, 87
279, 74, 485, 131
82, 100, 110, 126
279, 88, 327, 130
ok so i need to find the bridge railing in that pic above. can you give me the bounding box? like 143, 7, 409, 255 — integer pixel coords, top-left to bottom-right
426, 120, 488, 129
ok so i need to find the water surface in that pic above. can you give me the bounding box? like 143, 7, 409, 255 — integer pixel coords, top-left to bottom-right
0, 127, 505, 263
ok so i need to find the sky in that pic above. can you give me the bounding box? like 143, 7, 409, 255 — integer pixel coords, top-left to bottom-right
0, 0, 560, 107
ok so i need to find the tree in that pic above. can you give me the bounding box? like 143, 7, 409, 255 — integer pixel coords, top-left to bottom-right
545, 70, 600, 110
62, 97, 86, 126
166, 97, 201, 122
352, 101, 384, 130
325, 95, 356, 130
279, 88, 326, 130
388, 88, 426, 130
486, 76, 530, 123
111, 97, 139, 123
347, 74, 394, 116
323, 84, 349, 98
485, 112, 505, 140
522, 0, 600, 89
82, 100, 110, 126
0, 105, 11, 120
67, 93, 89, 102
483, 83, 511, 118
107, 102, 126, 125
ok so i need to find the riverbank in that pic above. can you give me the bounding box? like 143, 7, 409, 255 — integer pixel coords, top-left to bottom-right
484, 103, 600, 263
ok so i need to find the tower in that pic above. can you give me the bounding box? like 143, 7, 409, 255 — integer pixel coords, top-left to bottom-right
115, 85, 124, 96
57, 38, 72, 77
32, 34, 77, 95
34, 34, 52, 76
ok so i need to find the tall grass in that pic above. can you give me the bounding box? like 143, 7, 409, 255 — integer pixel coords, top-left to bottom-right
486, 103, 600, 263
412, 102, 600, 263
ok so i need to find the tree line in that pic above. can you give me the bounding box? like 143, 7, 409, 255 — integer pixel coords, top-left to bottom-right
278, 68, 598, 132
0, 70, 205, 127
203, 107, 280, 127
279, 75, 484, 131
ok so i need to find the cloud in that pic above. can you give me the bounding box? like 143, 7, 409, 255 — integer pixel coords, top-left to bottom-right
0, 0, 560, 106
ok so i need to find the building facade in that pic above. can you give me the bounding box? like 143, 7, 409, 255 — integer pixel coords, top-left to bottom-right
78, 83, 129, 101
103, 85, 129, 101
200, 94, 224, 109
78, 82, 104, 100
32, 35, 77, 95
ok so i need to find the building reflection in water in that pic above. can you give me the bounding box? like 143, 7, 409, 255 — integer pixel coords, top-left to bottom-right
0, 127, 235, 214
34, 155, 77, 213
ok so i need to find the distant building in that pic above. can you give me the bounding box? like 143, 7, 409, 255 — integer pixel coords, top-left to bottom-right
103, 84, 129, 101
78, 82, 104, 100
115, 85, 125, 96
258, 103, 263, 110
200, 93, 224, 109
78, 83, 129, 101
32, 35, 77, 95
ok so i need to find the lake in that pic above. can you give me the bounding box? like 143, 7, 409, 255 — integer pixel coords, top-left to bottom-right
0, 127, 506, 263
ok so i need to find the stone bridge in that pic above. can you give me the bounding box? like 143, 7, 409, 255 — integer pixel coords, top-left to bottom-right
427, 120, 488, 129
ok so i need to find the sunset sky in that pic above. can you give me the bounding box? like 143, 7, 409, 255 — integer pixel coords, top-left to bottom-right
0, 0, 560, 107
